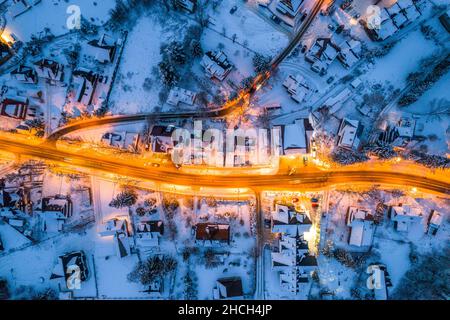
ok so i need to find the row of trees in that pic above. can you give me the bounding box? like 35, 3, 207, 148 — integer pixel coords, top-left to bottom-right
399, 53, 450, 106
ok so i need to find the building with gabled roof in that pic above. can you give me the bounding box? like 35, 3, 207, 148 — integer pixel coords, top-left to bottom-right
213, 277, 243, 299
0, 95, 28, 120
50, 251, 89, 290
87, 33, 117, 63
166, 87, 196, 107
11, 65, 38, 84
271, 204, 312, 237
201, 51, 233, 81
33, 59, 64, 82
175, 0, 196, 13
135, 220, 164, 247
338, 40, 361, 69
389, 204, 423, 232
427, 210, 443, 236
282, 74, 310, 103
195, 222, 230, 246
346, 207, 375, 248
337, 118, 363, 151
276, 118, 314, 155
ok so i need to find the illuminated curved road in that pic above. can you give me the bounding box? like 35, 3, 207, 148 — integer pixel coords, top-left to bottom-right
1, 139, 449, 196
46, 0, 327, 143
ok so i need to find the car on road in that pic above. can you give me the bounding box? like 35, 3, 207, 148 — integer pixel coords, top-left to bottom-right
230, 6, 237, 14
271, 15, 281, 24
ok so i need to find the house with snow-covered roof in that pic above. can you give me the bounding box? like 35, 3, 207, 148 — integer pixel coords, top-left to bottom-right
101, 131, 140, 152
282, 74, 310, 103
213, 277, 243, 300
306, 38, 340, 74
389, 204, 423, 232
11, 65, 38, 84
271, 204, 312, 237
0, 95, 28, 120
427, 210, 443, 236
99, 217, 131, 258
33, 59, 64, 82
135, 220, 164, 248
195, 222, 230, 246
50, 251, 89, 290
268, 0, 306, 29
150, 125, 177, 153
271, 233, 317, 294
176, 0, 196, 13
336, 118, 363, 151
346, 207, 375, 248
201, 51, 233, 81
166, 86, 197, 107
276, 118, 314, 156
87, 33, 118, 63
338, 39, 362, 69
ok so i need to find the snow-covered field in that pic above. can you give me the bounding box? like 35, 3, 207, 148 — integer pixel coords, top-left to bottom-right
5, 0, 114, 42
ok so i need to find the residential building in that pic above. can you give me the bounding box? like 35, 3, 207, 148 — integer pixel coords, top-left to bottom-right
42, 195, 73, 218
176, 0, 196, 13
365, 0, 421, 41
282, 74, 310, 103
33, 59, 64, 82
427, 210, 443, 236
271, 204, 312, 237
98, 218, 131, 258
101, 131, 140, 152
201, 51, 233, 81
195, 223, 230, 246
135, 220, 164, 247
50, 251, 89, 290
271, 234, 317, 294
276, 118, 314, 155
336, 118, 363, 150
11, 65, 38, 84
213, 277, 243, 299
338, 40, 361, 69
150, 125, 177, 153
72, 68, 107, 107
0, 95, 28, 120
268, 0, 306, 29
346, 207, 375, 248
87, 33, 117, 63
395, 117, 416, 139
305, 38, 340, 74
166, 87, 197, 107
389, 204, 423, 232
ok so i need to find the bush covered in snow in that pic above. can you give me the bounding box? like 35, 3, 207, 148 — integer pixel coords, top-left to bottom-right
408, 150, 450, 169
109, 189, 138, 208
331, 148, 369, 165
364, 143, 398, 160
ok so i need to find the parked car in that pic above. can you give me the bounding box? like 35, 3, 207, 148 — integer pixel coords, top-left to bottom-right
230, 6, 237, 14
271, 15, 282, 24
327, 76, 335, 84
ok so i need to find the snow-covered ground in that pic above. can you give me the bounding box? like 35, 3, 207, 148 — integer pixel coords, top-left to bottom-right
5, 0, 114, 42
